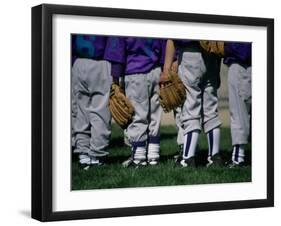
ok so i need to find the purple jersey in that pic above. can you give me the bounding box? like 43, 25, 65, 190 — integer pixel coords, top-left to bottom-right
72, 35, 107, 60
173, 40, 202, 58
174, 39, 195, 47
223, 42, 252, 66
160, 39, 167, 65
104, 37, 165, 78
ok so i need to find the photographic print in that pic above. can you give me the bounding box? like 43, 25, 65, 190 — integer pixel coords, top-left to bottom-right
71, 35, 252, 190
32, 4, 273, 221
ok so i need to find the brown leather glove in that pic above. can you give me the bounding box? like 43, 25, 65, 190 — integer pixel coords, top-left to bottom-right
109, 84, 134, 129
199, 40, 224, 56
159, 71, 186, 113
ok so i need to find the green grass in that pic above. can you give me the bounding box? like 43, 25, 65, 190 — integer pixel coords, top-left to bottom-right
72, 125, 251, 190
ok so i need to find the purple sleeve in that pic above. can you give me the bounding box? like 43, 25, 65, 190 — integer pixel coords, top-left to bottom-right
175, 49, 180, 60
104, 37, 127, 78
110, 62, 124, 79
160, 39, 167, 66
104, 37, 126, 63
173, 39, 194, 47
224, 42, 252, 62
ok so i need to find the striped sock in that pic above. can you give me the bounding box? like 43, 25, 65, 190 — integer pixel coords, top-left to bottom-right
232, 145, 245, 163
182, 130, 200, 160
207, 128, 220, 157
148, 136, 160, 161
131, 141, 147, 163
148, 143, 160, 161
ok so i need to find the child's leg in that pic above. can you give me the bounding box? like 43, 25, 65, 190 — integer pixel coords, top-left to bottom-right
173, 107, 184, 162
228, 64, 252, 164
71, 63, 79, 149
178, 51, 205, 164
72, 59, 91, 155
201, 54, 222, 165
203, 84, 221, 161
147, 67, 162, 164
125, 74, 149, 164
87, 60, 112, 157
174, 107, 184, 147
182, 130, 200, 160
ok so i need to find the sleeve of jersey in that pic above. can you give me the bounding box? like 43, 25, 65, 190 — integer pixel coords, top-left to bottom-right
224, 42, 252, 63
159, 39, 167, 66
104, 37, 126, 78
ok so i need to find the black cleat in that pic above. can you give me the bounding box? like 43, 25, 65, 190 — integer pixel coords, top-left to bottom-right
225, 160, 245, 168
206, 154, 223, 167
147, 159, 159, 166
179, 157, 196, 168
122, 157, 147, 168
174, 145, 183, 163
79, 156, 104, 170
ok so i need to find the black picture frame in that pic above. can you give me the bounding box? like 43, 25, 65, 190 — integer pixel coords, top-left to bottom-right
31, 3, 274, 222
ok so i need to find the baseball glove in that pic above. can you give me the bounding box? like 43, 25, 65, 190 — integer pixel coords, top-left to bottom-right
199, 40, 224, 56
109, 84, 134, 129
159, 71, 186, 113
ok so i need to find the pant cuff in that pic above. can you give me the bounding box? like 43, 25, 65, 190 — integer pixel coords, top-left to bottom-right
88, 149, 109, 157
231, 140, 249, 146
231, 131, 249, 146
203, 117, 222, 133
148, 136, 160, 144
73, 148, 90, 154
132, 141, 146, 148
183, 122, 201, 135
183, 129, 201, 136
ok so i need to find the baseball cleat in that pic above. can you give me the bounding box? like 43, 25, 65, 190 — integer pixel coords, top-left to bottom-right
225, 160, 245, 168
79, 154, 104, 170
179, 157, 196, 168
147, 159, 159, 166
122, 157, 134, 168
134, 160, 147, 168
174, 154, 182, 163
206, 154, 223, 167
122, 157, 147, 168
173, 145, 183, 163
82, 165, 90, 171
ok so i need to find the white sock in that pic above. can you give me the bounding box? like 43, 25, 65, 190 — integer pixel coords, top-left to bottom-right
182, 131, 200, 160
148, 143, 160, 161
232, 145, 245, 163
133, 146, 147, 163
79, 154, 100, 165
207, 128, 220, 157
79, 154, 90, 164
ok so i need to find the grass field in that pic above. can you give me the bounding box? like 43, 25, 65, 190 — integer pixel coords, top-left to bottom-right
72, 125, 251, 190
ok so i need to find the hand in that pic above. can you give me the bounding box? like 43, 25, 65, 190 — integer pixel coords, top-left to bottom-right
171, 60, 178, 73
159, 72, 169, 88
